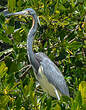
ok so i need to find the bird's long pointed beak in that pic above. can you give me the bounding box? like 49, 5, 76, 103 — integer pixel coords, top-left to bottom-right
5, 10, 41, 26
5, 10, 27, 17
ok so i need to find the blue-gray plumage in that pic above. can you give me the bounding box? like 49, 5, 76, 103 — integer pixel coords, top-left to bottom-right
6, 8, 69, 100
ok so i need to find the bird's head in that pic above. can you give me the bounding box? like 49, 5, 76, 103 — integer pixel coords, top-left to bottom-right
24, 8, 36, 16
6, 8, 36, 16
5, 8, 40, 25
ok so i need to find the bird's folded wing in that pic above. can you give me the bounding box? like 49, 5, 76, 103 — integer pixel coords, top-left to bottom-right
40, 58, 69, 96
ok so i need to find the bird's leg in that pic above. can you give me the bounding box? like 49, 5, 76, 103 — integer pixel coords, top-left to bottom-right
54, 88, 60, 100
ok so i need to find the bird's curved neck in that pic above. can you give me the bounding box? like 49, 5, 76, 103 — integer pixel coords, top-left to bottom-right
27, 14, 39, 70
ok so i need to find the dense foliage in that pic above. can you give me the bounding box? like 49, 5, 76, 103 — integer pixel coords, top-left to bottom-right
0, 0, 86, 110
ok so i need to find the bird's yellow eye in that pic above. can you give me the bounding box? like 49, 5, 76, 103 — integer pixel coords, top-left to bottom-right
27, 11, 30, 14
25, 11, 29, 15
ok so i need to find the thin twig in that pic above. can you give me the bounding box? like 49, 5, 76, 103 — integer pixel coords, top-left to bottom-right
0, 52, 12, 62
18, 65, 31, 72
64, 25, 79, 40
68, 38, 76, 43
19, 65, 32, 80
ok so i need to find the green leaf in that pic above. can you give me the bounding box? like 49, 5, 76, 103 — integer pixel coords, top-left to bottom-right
20, 107, 25, 110
71, 91, 82, 110
8, 62, 18, 73
24, 77, 34, 97
0, 61, 8, 78
0, 95, 9, 109
67, 41, 82, 51
6, 26, 14, 35
54, 103, 61, 110
8, 0, 16, 12
59, 5, 66, 11
79, 81, 86, 104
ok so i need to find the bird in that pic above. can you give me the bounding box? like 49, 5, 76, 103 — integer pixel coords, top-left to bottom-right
6, 8, 69, 100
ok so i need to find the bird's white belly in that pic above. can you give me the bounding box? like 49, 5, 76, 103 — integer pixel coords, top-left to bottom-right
36, 65, 57, 98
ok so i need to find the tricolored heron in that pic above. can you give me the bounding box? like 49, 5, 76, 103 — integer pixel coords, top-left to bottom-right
6, 8, 69, 100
